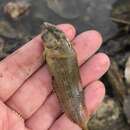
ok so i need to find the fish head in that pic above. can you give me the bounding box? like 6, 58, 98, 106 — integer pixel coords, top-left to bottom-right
41, 22, 65, 50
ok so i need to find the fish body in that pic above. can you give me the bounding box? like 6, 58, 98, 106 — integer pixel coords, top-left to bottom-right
41, 22, 88, 130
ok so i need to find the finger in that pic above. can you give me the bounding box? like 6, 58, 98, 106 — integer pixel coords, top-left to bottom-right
6, 52, 109, 120
73, 30, 102, 64
0, 100, 29, 130
84, 81, 105, 117
26, 81, 105, 130
26, 94, 60, 130
7, 66, 52, 119
57, 24, 76, 39
50, 114, 81, 130
0, 24, 76, 101
81, 53, 110, 87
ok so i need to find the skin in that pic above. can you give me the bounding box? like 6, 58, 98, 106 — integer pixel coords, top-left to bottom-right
0, 23, 110, 130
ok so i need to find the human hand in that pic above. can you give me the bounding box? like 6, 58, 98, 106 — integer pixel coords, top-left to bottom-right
0, 24, 110, 130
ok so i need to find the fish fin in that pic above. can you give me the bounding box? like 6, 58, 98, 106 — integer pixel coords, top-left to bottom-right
43, 51, 46, 63
52, 77, 57, 94
82, 120, 89, 130
83, 128, 89, 130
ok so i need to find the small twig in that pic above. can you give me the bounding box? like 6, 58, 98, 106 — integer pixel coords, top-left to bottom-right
111, 17, 130, 25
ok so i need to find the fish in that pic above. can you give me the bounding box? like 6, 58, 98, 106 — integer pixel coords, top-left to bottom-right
41, 22, 88, 130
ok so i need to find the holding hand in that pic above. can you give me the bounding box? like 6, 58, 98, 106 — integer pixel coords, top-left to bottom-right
0, 24, 110, 130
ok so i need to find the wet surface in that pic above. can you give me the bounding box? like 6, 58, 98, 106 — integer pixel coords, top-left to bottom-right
88, 97, 130, 130
32, 0, 118, 40
0, 0, 120, 59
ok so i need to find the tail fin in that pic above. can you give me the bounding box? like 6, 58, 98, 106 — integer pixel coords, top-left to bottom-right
82, 121, 89, 130
82, 126, 89, 130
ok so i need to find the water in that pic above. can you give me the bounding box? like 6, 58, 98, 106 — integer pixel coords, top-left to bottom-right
0, 0, 119, 59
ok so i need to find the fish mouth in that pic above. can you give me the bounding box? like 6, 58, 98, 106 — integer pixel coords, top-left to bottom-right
41, 22, 61, 49
42, 22, 64, 39
42, 22, 57, 32
43, 22, 55, 28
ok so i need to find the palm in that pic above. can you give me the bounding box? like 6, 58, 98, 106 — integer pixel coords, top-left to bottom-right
0, 24, 110, 130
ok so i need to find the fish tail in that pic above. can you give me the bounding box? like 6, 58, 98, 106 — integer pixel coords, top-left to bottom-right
78, 110, 89, 130
79, 119, 89, 130
82, 126, 89, 130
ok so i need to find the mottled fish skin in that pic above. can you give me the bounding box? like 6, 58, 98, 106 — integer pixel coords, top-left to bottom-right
41, 22, 88, 130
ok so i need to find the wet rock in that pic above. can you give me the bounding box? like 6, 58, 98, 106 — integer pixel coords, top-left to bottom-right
0, 20, 20, 38
123, 95, 130, 124
78, 0, 118, 40
114, 52, 130, 68
46, 0, 85, 19
0, 37, 10, 60
106, 58, 126, 103
100, 34, 130, 68
112, 0, 130, 25
125, 56, 130, 84
0, 37, 6, 59
0, 38, 4, 52
4, 1, 30, 20
0, 38, 26, 60
100, 35, 130, 56
32, 0, 118, 40
0, 19, 31, 59
88, 96, 129, 130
